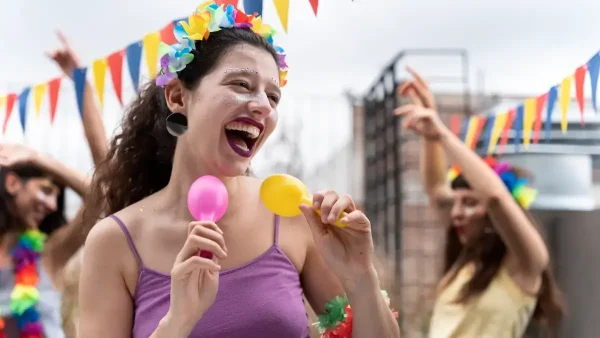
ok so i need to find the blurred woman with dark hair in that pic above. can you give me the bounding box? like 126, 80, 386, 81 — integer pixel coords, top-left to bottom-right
0, 143, 90, 338
395, 68, 564, 337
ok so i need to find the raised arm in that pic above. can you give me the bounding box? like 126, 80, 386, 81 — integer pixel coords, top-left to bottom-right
398, 68, 452, 217
46, 30, 108, 166
78, 218, 135, 338
395, 92, 549, 278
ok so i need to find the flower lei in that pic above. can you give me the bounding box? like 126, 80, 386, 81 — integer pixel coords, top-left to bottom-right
447, 156, 538, 209
0, 230, 47, 338
156, 1, 288, 88
314, 290, 398, 338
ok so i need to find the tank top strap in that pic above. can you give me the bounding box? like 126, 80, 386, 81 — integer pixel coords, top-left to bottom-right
273, 214, 280, 247
109, 214, 143, 266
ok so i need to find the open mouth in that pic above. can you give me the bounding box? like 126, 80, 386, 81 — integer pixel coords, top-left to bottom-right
224, 118, 263, 158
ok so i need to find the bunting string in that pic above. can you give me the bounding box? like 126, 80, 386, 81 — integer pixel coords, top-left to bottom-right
450, 50, 600, 154
0, 0, 318, 135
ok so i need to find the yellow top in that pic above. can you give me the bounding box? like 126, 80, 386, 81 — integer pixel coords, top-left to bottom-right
428, 264, 537, 338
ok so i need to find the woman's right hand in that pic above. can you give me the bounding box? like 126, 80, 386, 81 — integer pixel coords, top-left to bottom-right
46, 30, 81, 79
165, 221, 227, 334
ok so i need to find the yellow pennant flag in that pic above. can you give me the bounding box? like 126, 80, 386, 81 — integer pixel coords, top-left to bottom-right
559, 75, 572, 134
464, 116, 479, 148
92, 59, 107, 110
523, 98, 536, 149
488, 112, 507, 154
143, 32, 161, 79
32, 83, 47, 118
0, 96, 5, 112
273, 0, 290, 33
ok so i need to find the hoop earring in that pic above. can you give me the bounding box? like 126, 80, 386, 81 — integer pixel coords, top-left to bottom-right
166, 112, 188, 137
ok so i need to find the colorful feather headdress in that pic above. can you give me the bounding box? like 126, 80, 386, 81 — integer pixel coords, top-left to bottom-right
447, 157, 538, 209
156, 1, 288, 88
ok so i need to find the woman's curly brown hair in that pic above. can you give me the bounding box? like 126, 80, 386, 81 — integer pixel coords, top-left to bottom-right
82, 27, 279, 231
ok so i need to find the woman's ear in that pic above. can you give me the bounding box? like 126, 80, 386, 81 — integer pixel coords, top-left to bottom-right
164, 79, 187, 115
4, 172, 22, 196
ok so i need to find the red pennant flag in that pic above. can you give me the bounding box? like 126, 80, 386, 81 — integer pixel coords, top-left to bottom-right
48, 78, 61, 125
159, 23, 177, 45
216, 0, 239, 6
3, 94, 16, 134
499, 108, 515, 154
470, 117, 486, 149
574, 65, 587, 126
308, 0, 318, 15
107, 50, 124, 106
533, 93, 547, 144
450, 114, 461, 136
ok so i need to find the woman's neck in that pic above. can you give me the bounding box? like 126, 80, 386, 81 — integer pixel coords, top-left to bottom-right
160, 148, 243, 223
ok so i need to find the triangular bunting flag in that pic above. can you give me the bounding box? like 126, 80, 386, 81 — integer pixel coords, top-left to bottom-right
523, 98, 536, 149
0, 97, 5, 113
587, 53, 600, 112
559, 75, 572, 134
308, 0, 318, 15
126, 41, 143, 92
545, 86, 558, 142
483, 115, 495, 154
273, 0, 290, 33
488, 113, 507, 154
574, 65, 587, 125
107, 50, 124, 106
159, 22, 177, 45
47, 78, 61, 125
3, 94, 16, 134
450, 114, 462, 136
32, 83, 47, 119
143, 32, 161, 79
513, 105, 524, 152
533, 93, 547, 144
499, 108, 515, 154
244, 0, 263, 16
92, 58, 108, 110
471, 116, 486, 150
73, 68, 88, 120
459, 117, 470, 142
18, 88, 31, 133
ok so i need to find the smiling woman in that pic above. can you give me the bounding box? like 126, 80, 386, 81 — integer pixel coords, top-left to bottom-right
78, 2, 399, 338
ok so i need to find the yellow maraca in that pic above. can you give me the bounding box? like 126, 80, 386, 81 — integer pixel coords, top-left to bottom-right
260, 174, 348, 228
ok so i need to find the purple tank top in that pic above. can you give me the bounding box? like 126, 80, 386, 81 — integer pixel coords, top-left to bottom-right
110, 215, 310, 338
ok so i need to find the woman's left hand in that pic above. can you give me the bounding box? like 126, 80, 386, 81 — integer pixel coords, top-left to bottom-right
0, 143, 39, 167
299, 191, 374, 286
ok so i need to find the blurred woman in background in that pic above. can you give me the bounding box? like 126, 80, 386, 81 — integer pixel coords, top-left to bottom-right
395, 68, 564, 337
0, 143, 88, 338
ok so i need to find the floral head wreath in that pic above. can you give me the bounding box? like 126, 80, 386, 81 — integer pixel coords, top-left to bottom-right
447, 157, 538, 209
156, 1, 288, 88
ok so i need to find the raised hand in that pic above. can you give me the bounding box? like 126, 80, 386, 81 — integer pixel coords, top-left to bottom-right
46, 30, 81, 79
299, 191, 374, 285
166, 221, 226, 333
0, 143, 39, 168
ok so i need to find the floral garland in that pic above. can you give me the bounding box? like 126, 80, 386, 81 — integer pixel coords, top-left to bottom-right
0, 230, 47, 338
447, 156, 538, 209
156, 0, 288, 88
314, 290, 398, 338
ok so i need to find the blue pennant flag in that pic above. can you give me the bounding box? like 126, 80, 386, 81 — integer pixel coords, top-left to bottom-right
126, 41, 143, 92
73, 68, 88, 120
18, 88, 31, 133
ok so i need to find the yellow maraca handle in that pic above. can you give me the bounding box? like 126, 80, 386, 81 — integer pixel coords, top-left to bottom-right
300, 196, 349, 228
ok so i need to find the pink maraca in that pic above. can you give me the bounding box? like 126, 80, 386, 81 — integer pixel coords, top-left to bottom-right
187, 175, 229, 259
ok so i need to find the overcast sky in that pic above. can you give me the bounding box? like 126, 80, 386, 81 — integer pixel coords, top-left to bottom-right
1, 0, 599, 213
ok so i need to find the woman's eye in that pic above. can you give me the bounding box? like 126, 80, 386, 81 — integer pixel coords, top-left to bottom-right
234, 81, 250, 89
268, 95, 280, 104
